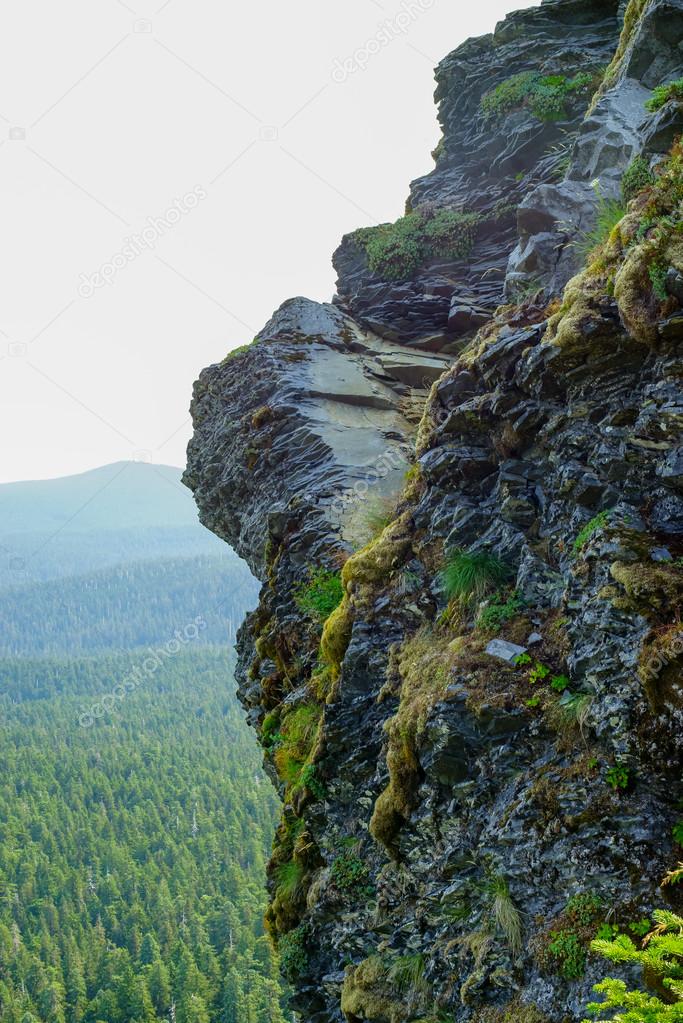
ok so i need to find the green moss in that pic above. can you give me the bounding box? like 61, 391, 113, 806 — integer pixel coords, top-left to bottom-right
441, 549, 511, 602
341, 953, 429, 1023
273, 703, 322, 787
330, 849, 371, 893
622, 156, 655, 204
294, 567, 343, 623
370, 629, 461, 855
548, 929, 588, 979
591, 0, 648, 109
648, 262, 669, 301
353, 207, 480, 281
319, 597, 353, 683
646, 78, 683, 112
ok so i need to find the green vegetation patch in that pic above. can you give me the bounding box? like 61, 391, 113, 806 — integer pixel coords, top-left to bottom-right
294, 566, 344, 623
441, 548, 512, 602
481, 69, 598, 123
573, 510, 612, 554
585, 909, 683, 1021
353, 207, 480, 280
622, 156, 655, 204
279, 925, 309, 982
646, 78, 683, 113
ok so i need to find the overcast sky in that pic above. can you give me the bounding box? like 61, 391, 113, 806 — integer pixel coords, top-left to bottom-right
0, 0, 540, 485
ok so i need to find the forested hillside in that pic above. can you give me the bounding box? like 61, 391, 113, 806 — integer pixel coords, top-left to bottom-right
0, 650, 285, 1023
0, 555, 257, 656
0, 463, 286, 1022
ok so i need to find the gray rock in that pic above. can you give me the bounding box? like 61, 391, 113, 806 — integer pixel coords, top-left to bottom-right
485, 638, 527, 663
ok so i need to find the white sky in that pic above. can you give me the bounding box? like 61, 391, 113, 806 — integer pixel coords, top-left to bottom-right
0, 0, 540, 485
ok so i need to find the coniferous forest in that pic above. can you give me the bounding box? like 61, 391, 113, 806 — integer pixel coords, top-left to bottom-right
0, 465, 287, 1023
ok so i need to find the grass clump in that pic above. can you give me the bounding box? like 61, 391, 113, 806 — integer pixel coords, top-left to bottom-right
294, 567, 343, 623
646, 79, 683, 113
273, 703, 322, 787
353, 207, 480, 280
486, 875, 523, 955
622, 156, 655, 204
441, 549, 511, 602
575, 190, 626, 263
387, 954, 428, 995
584, 909, 683, 1021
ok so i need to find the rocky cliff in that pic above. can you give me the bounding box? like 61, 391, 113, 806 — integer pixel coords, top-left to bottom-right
184, 1, 683, 1019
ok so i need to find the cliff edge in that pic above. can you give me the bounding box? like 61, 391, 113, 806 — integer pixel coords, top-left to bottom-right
184, 1, 683, 1019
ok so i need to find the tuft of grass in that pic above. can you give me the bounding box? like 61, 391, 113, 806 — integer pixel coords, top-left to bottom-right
441, 549, 511, 602
481, 69, 597, 123
486, 875, 523, 955
574, 192, 625, 263
646, 78, 683, 112
294, 567, 343, 623
387, 953, 428, 995
275, 859, 305, 901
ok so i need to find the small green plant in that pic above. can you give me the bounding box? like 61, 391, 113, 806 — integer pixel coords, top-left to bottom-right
515, 653, 533, 667
441, 548, 511, 602
645, 78, 683, 112
649, 262, 669, 301
573, 510, 611, 553
275, 859, 305, 901
673, 821, 683, 847
606, 763, 630, 791
628, 919, 652, 938
550, 673, 571, 691
583, 909, 683, 1021
529, 662, 551, 684
477, 591, 525, 632
567, 893, 604, 927
622, 156, 655, 204
596, 924, 620, 942
548, 929, 588, 979
279, 925, 308, 982
526, 695, 541, 708
330, 850, 371, 893
294, 567, 343, 623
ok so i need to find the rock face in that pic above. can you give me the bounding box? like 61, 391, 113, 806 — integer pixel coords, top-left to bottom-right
333, 0, 621, 345
185, 2, 683, 1021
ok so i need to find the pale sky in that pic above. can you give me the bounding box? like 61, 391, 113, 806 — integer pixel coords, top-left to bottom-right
0, 0, 540, 485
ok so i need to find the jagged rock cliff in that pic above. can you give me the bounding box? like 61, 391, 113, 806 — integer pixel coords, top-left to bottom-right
184, 1, 683, 1020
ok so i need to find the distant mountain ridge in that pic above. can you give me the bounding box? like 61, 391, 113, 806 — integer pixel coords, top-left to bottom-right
0, 461, 202, 535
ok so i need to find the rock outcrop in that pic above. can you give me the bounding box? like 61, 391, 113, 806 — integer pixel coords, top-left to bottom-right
185, 1, 683, 1020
